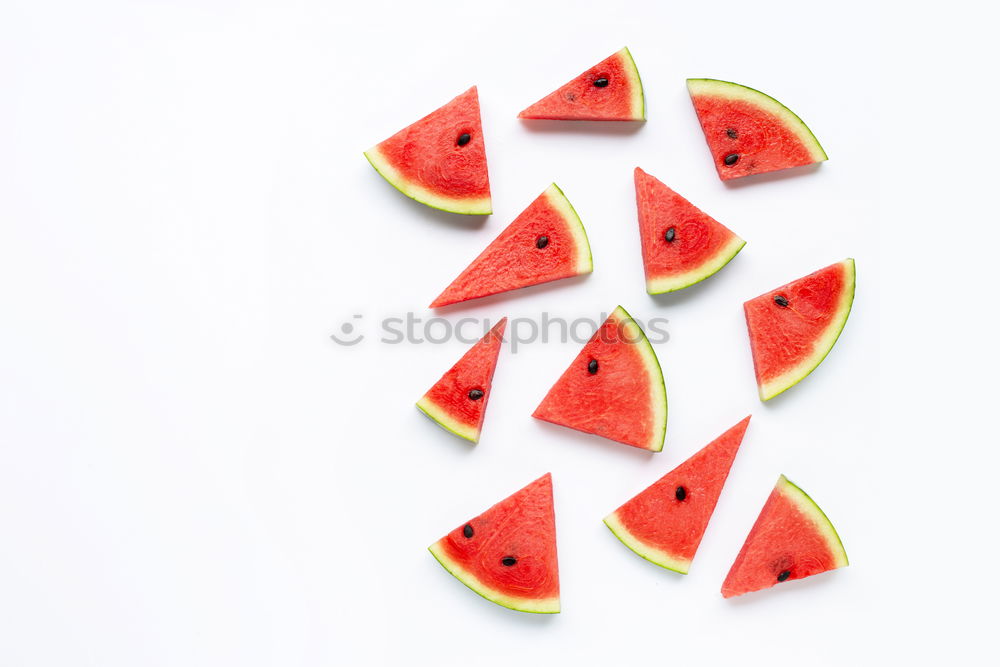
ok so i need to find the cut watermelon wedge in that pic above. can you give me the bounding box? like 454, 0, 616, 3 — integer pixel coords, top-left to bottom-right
634, 167, 745, 294
518, 48, 645, 121
605, 417, 750, 573
722, 475, 848, 598
687, 79, 827, 181
364, 87, 491, 215
429, 473, 560, 613
744, 259, 855, 400
416, 318, 506, 443
430, 184, 592, 308
533, 306, 667, 452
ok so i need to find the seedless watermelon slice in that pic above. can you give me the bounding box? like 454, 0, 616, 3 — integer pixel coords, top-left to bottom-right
416, 318, 506, 443
518, 48, 645, 121
364, 87, 491, 215
634, 167, 745, 294
429, 473, 559, 613
533, 306, 667, 451
722, 475, 848, 598
745, 259, 855, 400
687, 79, 827, 181
430, 184, 592, 308
605, 417, 750, 573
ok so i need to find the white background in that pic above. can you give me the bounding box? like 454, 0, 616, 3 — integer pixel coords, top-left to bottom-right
1, 1, 996, 665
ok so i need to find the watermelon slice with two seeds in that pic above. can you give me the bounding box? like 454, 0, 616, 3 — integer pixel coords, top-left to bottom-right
430, 184, 592, 308
604, 417, 750, 574
533, 306, 667, 452
744, 259, 856, 400
518, 48, 645, 121
364, 87, 491, 215
687, 79, 827, 181
722, 475, 848, 598
416, 318, 506, 443
429, 473, 560, 613
634, 167, 746, 294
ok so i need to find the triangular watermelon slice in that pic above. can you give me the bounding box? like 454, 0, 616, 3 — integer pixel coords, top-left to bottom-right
518, 48, 645, 121
634, 167, 746, 294
429, 473, 560, 613
364, 87, 491, 215
687, 79, 827, 181
416, 318, 507, 443
430, 184, 592, 308
604, 417, 750, 573
533, 306, 667, 451
722, 475, 848, 598
744, 259, 855, 400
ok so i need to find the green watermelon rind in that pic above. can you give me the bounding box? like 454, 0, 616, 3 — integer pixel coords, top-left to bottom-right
546, 183, 594, 275
755, 258, 856, 401
776, 475, 849, 568
603, 511, 690, 574
613, 305, 667, 452
686, 78, 828, 164
620, 47, 646, 121
415, 396, 480, 444
428, 541, 561, 614
646, 236, 746, 294
363, 146, 493, 216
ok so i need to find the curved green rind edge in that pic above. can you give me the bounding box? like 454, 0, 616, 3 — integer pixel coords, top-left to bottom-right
363, 146, 493, 216
603, 512, 690, 574
647, 237, 746, 294
620, 47, 646, 121
686, 78, 828, 162
613, 305, 667, 452
758, 258, 856, 401
776, 475, 849, 568
428, 542, 561, 614
546, 183, 594, 274
416, 397, 479, 444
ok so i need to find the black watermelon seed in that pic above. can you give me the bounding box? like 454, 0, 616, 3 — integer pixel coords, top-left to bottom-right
502, 557, 517, 566
536, 235, 550, 249
468, 389, 484, 400
593, 77, 609, 88
587, 359, 599, 375
724, 153, 740, 166
457, 133, 471, 146
777, 570, 791, 582
675, 486, 687, 501
726, 128, 738, 139
774, 295, 790, 308
664, 227, 676, 243
463, 523, 474, 538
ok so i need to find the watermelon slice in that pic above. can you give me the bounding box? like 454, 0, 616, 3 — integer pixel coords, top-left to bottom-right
416, 318, 506, 443
604, 417, 750, 573
687, 79, 827, 181
518, 48, 644, 121
364, 87, 491, 215
744, 259, 855, 400
533, 306, 667, 452
430, 184, 592, 308
429, 473, 560, 613
722, 475, 848, 598
634, 167, 746, 294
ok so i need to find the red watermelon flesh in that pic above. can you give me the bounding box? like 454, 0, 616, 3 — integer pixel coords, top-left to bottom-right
416, 318, 506, 443
687, 79, 827, 181
429, 473, 560, 613
533, 306, 667, 452
744, 259, 855, 400
430, 184, 592, 308
605, 417, 750, 574
634, 167, 746, 294
518, 48, 645, 121
364, 87, 491, 215
722, 475, 848, 598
